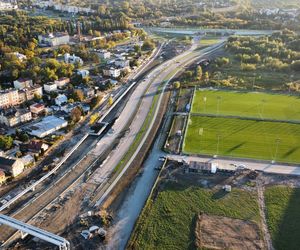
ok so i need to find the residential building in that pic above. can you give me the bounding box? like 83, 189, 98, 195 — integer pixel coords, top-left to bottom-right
115, 59, 130, 68
38, 32, 70, 47
0, 156, 24, 177
30, 103, 45, 115
18, 85, 43, 104
21, 155, 35, 167
13, 78, 33, 90
44, 82, 57, 93
0, 108, 32, 127
0, 89, 19, 108
82, 87, 95, 99
55, 94, 68, 106
55, 77, 70, 88
0, 1, 18, 11
60, 103, 74, 113
103, 67, 121, 78
77, 69, 89, 78
20, 140, 49, 154
64, 53, 83, 65
27, 116, 68, 138
97, 50, 111, 59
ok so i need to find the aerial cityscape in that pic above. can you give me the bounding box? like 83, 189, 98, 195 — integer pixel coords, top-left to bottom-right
0, 0, 300, 249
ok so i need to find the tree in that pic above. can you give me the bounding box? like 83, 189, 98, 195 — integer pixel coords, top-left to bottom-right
90, 113, 100, 125
216, 57, 230, 67
291, 60, 300, 71
70, 106, 83, 123
134, 45, 141, 54
183, 71, 193, 79
142, 39, 155, 51
73, 89, 85, 102
204, 72, 209, 82
240, 63, 256, 71
108, 96, 113, 106
0, 135, 13, 150
16, 129, 29, 142
174, 81, 181, 89
90, 95, 102, 109
195, 66, 203, 81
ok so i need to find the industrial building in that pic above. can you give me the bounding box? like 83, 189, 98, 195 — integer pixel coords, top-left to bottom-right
27, 116, 68, 138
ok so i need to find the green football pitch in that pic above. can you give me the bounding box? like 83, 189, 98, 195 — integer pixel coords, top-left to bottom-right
183, 116, 300, 163
183, 90, 300, 163
191, 90, 300, 121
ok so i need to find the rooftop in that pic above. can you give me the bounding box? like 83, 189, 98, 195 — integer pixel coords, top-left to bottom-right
0, 156, 16, 167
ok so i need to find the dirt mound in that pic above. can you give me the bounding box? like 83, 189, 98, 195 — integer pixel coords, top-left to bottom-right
195, 213, 264, 250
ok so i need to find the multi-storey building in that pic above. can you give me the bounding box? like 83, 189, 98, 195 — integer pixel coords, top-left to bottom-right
13, 78, 33, 90
0, 89, 19, 108
38, 32, 70, 47
0, 108, 32, 127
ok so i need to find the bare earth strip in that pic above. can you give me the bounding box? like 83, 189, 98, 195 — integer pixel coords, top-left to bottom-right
195, 213, 264, 250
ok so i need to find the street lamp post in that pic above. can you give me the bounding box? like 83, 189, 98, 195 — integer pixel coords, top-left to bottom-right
217, 96, 221, 115
274, 138, 281, 162
216, 133, 221, 156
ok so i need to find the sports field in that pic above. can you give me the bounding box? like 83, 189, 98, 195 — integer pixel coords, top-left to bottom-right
184, 117, 300, 163
192, 90, 300, 121
184, 90, 300, 163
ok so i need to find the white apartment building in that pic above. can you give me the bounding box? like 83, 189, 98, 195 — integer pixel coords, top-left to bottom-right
0, 1, 18, 11
0, 89, 19, 108
38, 32, 70, 47
64, 53, 83, 65
97, 50, 111, 59
13, 78, 33, 90
44, 82, 57, 93
55, 77, 70, 88
103, 67, 121, 78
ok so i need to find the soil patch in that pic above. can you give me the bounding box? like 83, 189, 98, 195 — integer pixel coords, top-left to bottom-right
195, 213, 264, 250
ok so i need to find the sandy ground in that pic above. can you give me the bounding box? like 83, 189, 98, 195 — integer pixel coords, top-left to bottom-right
195, 213, 264, 250
33, 188, 84, 235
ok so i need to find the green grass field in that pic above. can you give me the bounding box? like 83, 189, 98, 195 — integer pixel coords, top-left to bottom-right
184, 116, 300, 163
192, 90, 300, 121
265, 186, 300, 250
129, 182, 259, 250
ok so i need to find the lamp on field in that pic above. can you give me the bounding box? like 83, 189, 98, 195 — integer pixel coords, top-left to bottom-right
274, 138, 281, 162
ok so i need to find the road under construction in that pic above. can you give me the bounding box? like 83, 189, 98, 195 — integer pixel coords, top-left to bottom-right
0, 38, 227, 249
